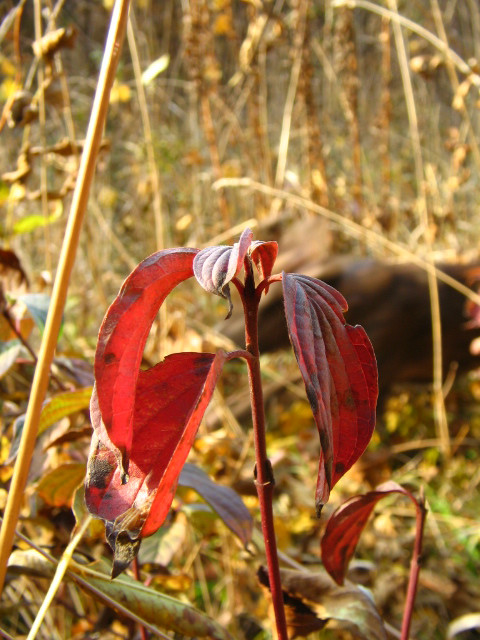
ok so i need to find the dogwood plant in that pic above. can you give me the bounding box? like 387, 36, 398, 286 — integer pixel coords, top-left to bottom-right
85, 228, 378, 640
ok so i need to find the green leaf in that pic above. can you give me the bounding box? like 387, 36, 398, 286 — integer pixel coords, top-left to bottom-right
18, 293, 54, 335
38, 386, 93, 435
8, 414, 26, 463
36, 463, 86, 507
7, 549, 55, 578
138, 514, 188, 567
72, 484, 89, 527
8, 387, 93, 463
75, 560, 235, 640
7, 552, 234, 640
13, 205, 62, 234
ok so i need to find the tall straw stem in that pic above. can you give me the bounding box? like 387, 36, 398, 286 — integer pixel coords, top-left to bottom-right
0, 0, 132, 596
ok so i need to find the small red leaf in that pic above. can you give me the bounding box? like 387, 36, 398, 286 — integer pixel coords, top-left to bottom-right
94, 248, 198, 464
250, 240, 278, 293
193, 228, 253, 317
321, 481, 420, 585
85, 350, 231, 576
282, 273, 378, 513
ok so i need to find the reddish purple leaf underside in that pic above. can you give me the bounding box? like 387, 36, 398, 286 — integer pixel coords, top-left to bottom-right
178, 464, 253, 546
193, 227, 253, 317
192, 229, 279, 314
282, 273, 378, 514
321, 481, 419, 585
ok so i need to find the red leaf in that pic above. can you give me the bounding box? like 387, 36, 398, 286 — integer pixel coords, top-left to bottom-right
321, 481, 419, 585
282, 273, 378, 513
94, 248, 198, 466
250, 240, 278, 293
193, 228, 253, 317
86, 350, 230, 576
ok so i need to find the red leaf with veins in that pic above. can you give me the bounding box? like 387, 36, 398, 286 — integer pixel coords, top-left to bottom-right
321, 481, 420, 585
94, 248, 198, 469
282, 273, 378, 514
193, 228, 253, 317
85, 247, 239, 575
86, 350, 231, 577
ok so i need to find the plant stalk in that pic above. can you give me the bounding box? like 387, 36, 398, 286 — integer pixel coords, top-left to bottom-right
2, 517, 172, 640
0, 0, 131, 596
241, 268, 288, 640
26, 516, 92, 640
400, 491, 427, 640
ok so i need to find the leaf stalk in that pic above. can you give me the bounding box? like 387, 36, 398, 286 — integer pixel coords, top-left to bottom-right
400, 490, 427, 640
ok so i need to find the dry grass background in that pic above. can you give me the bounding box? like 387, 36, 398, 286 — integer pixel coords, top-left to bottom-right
0, 1, 480, 638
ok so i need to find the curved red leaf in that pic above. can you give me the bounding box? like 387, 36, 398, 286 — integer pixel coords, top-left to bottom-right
193, 228, 253, 317
321, 481, 420, 585
250, 240, 278, 293
282, 273, 378, 513
94, 248, 198, 467
86, 350, 230, 576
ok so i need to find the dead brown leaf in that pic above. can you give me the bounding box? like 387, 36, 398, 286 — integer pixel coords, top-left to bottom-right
258, 566, 387, 639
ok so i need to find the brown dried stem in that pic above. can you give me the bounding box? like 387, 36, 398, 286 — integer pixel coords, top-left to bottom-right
0, 0, 132, 596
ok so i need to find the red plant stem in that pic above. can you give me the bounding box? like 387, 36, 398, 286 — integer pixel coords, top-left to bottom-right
241, 267, 288, 640
400, 491, 427, 640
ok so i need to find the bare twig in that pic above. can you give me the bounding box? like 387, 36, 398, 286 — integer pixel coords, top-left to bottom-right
33, 0, 51, 272
332, 0, 480, 86
387, 0, 449, 456
213, 177, 480, 307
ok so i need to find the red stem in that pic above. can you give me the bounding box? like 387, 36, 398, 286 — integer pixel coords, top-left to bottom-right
400, 490, 427, 640
241, 266, 288, 640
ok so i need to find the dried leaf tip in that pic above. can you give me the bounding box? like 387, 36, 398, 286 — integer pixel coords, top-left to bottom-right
110, 531, 141, 579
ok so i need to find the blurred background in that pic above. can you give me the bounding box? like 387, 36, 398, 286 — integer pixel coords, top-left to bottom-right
1, 1, 480, 638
